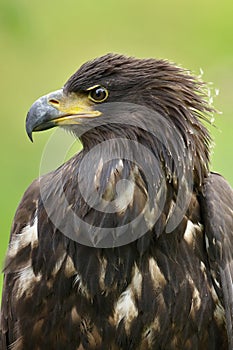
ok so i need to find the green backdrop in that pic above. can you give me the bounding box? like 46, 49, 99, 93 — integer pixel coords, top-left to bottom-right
0, 0, 232, 295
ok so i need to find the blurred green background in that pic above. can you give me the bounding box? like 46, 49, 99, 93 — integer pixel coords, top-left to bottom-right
0, 0, 232, 295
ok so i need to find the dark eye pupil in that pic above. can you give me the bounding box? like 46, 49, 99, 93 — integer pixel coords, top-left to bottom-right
91, 87, 107, 101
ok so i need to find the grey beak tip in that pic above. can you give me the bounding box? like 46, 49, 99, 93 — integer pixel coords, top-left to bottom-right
28, 132, 33, 142
26, 113, 34, 142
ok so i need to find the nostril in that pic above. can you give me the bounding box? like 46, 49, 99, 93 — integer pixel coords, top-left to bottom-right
49, 99, 60, 106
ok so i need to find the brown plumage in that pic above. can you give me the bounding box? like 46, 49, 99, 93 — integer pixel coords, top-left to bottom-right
1, 53, 233, 349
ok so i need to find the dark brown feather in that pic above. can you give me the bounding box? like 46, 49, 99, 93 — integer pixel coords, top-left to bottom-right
1, 54, 232, 350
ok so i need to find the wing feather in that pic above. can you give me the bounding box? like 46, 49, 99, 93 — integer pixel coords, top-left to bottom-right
200, 173, 233, 349
0, 179, 39, 349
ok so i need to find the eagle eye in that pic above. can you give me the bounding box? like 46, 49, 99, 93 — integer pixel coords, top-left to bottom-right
88, 85, 108, 103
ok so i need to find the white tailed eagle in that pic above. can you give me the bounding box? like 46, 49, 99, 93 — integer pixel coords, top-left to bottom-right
1, 54, 233, 349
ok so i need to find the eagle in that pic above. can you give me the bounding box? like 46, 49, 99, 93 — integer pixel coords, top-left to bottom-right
1, 53, 233, 350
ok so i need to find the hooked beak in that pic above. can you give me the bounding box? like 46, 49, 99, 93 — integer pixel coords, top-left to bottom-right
26, 89, 101, 141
